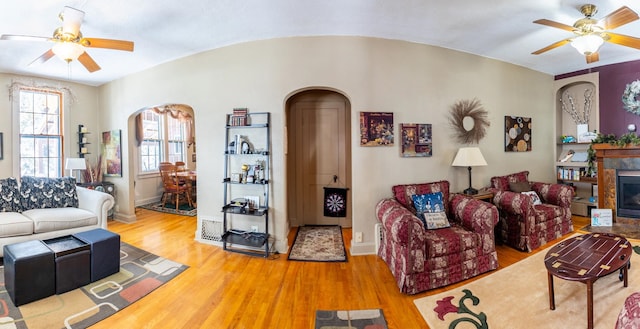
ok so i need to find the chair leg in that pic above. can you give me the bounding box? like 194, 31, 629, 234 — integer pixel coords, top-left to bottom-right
161, 192, 167, 208
186, 189, 193, 208
175, 193, 180, 210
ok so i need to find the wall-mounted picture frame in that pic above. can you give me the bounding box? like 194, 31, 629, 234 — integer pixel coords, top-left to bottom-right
400, 123, 432, 157
360, 112, 394, 146
505, 116, 532, 152
0, 132, 3, 160
102, 130, 122, 177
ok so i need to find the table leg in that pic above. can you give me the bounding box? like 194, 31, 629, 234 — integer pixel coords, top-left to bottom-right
624, 261, 629, 287
587, 281, 593, 329
547, 272, 555, 310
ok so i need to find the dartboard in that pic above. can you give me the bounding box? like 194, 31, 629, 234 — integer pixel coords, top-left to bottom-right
325, 193, 345, 213
323, 187, 348, 217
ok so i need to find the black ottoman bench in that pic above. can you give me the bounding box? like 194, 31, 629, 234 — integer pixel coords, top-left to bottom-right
4, 240, 55, 306
74, 228, 120, 282
43, 235, 91, 294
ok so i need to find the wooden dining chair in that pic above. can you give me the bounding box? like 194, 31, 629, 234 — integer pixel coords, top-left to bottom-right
159, 162, 193, 210
175, 161, 186, 171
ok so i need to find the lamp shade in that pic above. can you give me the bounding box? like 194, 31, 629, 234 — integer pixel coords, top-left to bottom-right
52, 42, 85, 61
65, 158, 86, 170
570, 34, 604, 55
451, 147, 487, 167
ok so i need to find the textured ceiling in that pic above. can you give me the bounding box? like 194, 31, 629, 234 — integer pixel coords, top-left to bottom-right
1, 0, 639, 86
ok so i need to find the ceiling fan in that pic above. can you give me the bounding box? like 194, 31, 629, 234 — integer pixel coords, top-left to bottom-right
0, 6, 134, 72
532, 4, 640, 64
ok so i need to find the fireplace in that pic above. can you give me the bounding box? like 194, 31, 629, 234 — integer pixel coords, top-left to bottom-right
593, 143, 640, 225
617, 171, 640, 219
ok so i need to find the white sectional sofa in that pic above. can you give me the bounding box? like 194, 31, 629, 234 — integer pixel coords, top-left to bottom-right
0, 176, 114, 257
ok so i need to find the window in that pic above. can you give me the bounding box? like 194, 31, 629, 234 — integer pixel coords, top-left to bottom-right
167, 115, 185, 163
139, 109, 188, 173
140, 111, 161, 172
19, 88, 63, 178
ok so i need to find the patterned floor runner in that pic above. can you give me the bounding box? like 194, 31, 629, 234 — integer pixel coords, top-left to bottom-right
288, 225, 347, 262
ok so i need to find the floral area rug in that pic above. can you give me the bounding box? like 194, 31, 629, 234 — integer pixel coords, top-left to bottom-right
288, 225, 347, 262
414, 235, 640, 328
138, 201, 197, 216
315, 309, 387, 329
0, 242, 188, 329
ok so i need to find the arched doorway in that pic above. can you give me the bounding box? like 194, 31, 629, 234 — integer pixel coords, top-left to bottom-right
130, 104, 196, 208
286, 90, 352, 227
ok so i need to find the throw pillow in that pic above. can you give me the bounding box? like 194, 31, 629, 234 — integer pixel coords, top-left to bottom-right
20, 176, 79, 210
0, 177, 21, 212
411, 192, 450, 229
521, 191, 542, 205
509, 181, 531, 192
422, 212, 451, 230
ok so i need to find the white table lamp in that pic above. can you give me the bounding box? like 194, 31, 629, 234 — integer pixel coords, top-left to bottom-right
452, 147, 487, 195
66, 158, 86, 183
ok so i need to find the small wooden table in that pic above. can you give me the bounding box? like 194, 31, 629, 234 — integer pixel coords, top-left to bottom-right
544, 233, 632, 329
470, 191, 493, 202
456, 190, 494, 202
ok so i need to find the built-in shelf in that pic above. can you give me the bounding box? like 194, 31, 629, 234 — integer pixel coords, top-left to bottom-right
78, 124, 90, 158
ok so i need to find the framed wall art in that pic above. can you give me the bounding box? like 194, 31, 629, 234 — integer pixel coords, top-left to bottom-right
360, 112, 394, 146
400, 123, 432, 157
505, 116, 532, 152
102, 130, 122, 177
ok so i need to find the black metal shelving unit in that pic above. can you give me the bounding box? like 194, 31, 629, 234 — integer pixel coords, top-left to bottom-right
221, 112, 271, 258
78, 124, 91, 158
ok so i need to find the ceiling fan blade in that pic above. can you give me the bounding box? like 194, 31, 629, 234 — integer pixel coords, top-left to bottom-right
533, 19, 575, 32
605, 32, 640, 50
77, 51, 101, 72
81, 38, 134, 51
532, 39, 571, 55
586, 52, 599, 64
1, 34, 52, 42
28, 49, 55, 65
598, 6, 639, 30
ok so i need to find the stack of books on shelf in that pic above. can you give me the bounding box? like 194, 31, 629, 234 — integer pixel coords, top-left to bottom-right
230, 108, 248, 126
557, 167, 588, 181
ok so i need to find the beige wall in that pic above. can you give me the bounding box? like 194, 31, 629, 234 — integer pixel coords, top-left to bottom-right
1, 36, 555, 254
97, 36, 555, 254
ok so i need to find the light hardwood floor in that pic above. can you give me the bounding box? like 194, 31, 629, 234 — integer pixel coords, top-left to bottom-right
93, 209, 590, 328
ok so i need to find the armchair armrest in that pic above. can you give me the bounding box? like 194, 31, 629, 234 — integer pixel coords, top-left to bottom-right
449, 194, 498, 234
530, 182, 574, 208
492, 190, 534, 216
375, 198, 426, 246
375, 198, 426, 274
76, 186, 115, 229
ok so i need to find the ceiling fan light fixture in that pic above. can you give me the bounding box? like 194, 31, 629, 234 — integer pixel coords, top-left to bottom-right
52, 41, 84, 62
571, 34, 604, 55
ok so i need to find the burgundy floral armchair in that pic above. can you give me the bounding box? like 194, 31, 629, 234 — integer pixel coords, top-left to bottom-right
375, 180, 499, 294
489, 171, 574, 252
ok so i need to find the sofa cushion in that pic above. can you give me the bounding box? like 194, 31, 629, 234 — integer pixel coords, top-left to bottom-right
19, 176, 79, 210
22, 208, 97, 233
0, 178, 21, 213
509, 181, 531, 192
412, 193, 450, 229
521, 191, 542, 205
0, 212, 34, 237
490, 171, 529, 191
392, 181, 450, 214
424, 225, 480, 258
